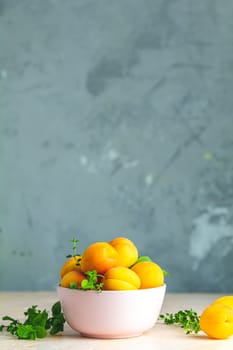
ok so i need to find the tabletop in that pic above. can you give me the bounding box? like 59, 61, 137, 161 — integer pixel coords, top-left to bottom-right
1, 291, 233, 350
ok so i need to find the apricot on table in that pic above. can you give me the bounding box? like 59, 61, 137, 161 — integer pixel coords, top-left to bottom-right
109, 237, 138, 267
200, 303, 233, 339
80, 242, 119, 274
104, 266, 141, 290
213, 295, 233, 310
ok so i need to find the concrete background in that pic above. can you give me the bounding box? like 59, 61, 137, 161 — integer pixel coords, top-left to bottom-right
0, 0, 233, 292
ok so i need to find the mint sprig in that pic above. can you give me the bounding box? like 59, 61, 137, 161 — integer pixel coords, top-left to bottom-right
0, 301, 65, 340
66, 237, 80, 258
81, 270, 104, 292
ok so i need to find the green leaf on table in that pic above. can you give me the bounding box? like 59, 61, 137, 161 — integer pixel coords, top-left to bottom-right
51, 301, 62, 316
16, 325, 37, 340
159, 309, 200, 334
0, 301, 66, 340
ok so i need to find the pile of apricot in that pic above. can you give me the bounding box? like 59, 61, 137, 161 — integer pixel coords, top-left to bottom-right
59, 237, 165, 291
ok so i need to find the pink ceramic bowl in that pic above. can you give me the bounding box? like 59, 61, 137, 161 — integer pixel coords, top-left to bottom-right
57, 284, 166, 339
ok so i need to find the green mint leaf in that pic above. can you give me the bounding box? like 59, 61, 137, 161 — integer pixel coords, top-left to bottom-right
16, 325, 37, 340
34, 311, 48, 328
24, 307, 48, 329
24, 305, 37, 315
80, 270, 104, 291
49, 314, 66, 335
47, 302, 66, 335
50, 323, 64, 335
34, 325, 47, 338
1, 316, 21, 335
51, 301, 61, 316
81, 279, 90, 290
130, 255, 152, 267
137, 256, 153, 263
2, 316, 17, 322
70, 282, 78, 289
163, 269, 170, 277
1, 301, 66, 340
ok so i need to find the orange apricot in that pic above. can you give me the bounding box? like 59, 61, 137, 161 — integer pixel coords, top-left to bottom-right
80, 242, 119, 274
104, 266, 141, 290
131, 261, 164, 289
109, 237, 138, 267
213, 295, 233, 310
60, 270, 86, 288
104, 279, 138, 291
60, 255, 82, 278
200, 303, 233, 339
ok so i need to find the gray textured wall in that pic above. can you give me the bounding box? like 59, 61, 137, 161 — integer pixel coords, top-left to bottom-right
0, 0, 233, 292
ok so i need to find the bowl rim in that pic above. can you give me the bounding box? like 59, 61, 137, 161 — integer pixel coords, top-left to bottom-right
57, 283, 166, 294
